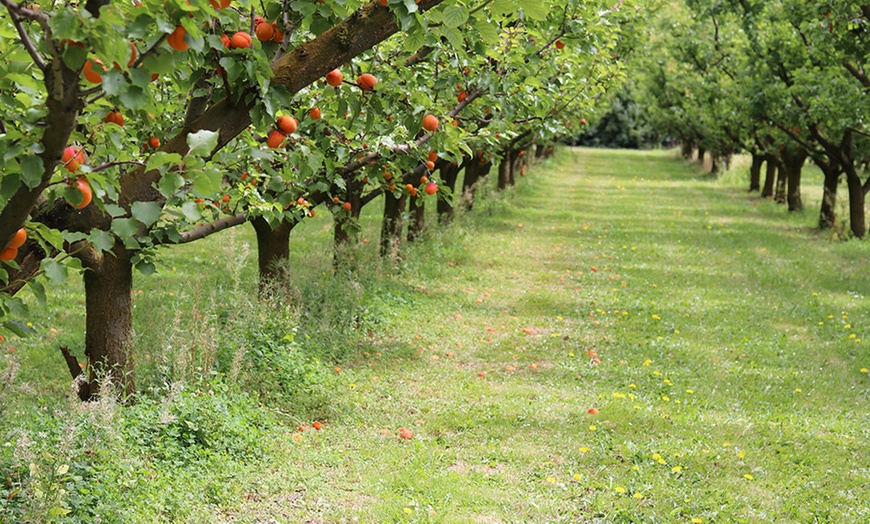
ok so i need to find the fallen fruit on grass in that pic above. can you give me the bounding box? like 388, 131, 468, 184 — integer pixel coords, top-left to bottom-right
421, 114, 438, 132
477, 371, 486, 377
588, 408, 599, 415
398, 427, 413, 440
312, 421, 323, 430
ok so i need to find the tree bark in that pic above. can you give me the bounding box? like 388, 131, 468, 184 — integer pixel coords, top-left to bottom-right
406, 194, 425, 242
781, 149, 807, 211
497, 149, 511, 190
461, 155, 491, 210
762, 154, 778, 198
379, 190, 407, 258
774, 163, 786, 204
80, 241, 134, 400
697, 147, 706, 166
333, 180, 363, 267
818, 163, 840, 230
845, 164, 866, 238
535, 144, 547, 160
252, 217, 295, 286
437, 160, 460, 224
749, 153, 763, 192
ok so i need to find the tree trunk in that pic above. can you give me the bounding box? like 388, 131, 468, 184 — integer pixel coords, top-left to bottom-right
462, 154, 491, 211
762, 154, 778, 198
333, 181, 363, 267
845, 164, 866, 238
497, 149, 511, 190
782, 149, 807, 211
749, 153, 763, 192
406, 194, 425, 242
819, 164, 839, 230
380, 190, 407, 258
81, 241, 134, 400
680, 142, 694, 159
437, 160, 460, 225
535, 144, 546, 160
774, 163, 787, 204
252, 217, 294, 286
697, 147, 706, 166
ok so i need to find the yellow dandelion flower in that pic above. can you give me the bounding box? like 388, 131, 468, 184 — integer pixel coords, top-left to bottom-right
652, 314, 661, 320
629, 383, 637, 388
744, 473, 754, 480
573, 473, 582, 480
861, 368, 868, 373
589, 425, 597, 431
723, 442, 730, 447
653, 370, 661, 375
674, 329, 681, 334
642, 360, 652, 366
579, 447, 590, 453
672, 466, 683, 473
547, 477, 556, 483
662, 396, 670, 402
569, 352, 575, 357
614, 486, 626, 494
632, 465, 640, 471
849, 334, 857, 339
651, 453, 663, 461
844, 324, 852, 329
633, 492, 644, 499
795, 388, 802, 393
737, 452, 745, 459
818, 322, 824, 325
685, 389, 694, 394
404, 507, 413, 514
613, 392, 626, 398
692, 519, 703, 524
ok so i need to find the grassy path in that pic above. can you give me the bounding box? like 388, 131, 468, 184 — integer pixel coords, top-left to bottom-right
239, 149, 870, 522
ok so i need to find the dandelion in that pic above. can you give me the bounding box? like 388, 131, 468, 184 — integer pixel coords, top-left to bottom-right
737, 452, 745, 459
614, 392, 626, 398
744, 473, 754, 480
614, 486, 626, 493
685, 389, 694, 394
573, 473, 582, 480
672, 466, 683, 473
662, 396, 670, 402
547, 477, 556, 483
653, 370, 661, 375
692, 519, 703, 524
642, 359, 652, 366
632, 465, 640, 471
404, 507, 413, 514
633, 492, 644, 499
861, 368, 868, 373
589, 425, 597, 431
795, 388, 802, 393
845, 324, 852, 329
579, 447, 590, 453
652, 314, 661, 320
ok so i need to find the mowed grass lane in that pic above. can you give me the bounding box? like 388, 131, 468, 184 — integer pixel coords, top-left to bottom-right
245, 148, 870, 522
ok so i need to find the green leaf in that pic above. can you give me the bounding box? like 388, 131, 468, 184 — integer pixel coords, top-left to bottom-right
89, 229, 115, 252
441, 6, 469, 28
119, 85, 147, 110
187, 130, 220, 158
20, 156, 44, 189
404, 26, 426, 53
111, 218, 140, 240
181, 201, 201, 221
3, 320, 35, 337
157, 172, 185, 198
192, 170, 222, 196
61, 45, 87, 71
443, 27, 465, 50
490, 0, 514, 17
474, 17, 500, 44
41, 258, 67, 285
28, 280, 46, 305
518, 0, 549, 21
404, 0, 418, 14
131, 201, 162, 227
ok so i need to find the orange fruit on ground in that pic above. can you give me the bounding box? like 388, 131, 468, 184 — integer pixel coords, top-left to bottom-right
424, 182, 437, 195
357, 73, 378, 91
148, 137, 161, 149
266, 130, 285, 148
7, 228, 27, 250
588, 407, 599, 415
71, 178, 93, 209
421, 114, 438, 132
276, 115, 298, 134
427, 150, 438, 162
167, 25, 189, 51
230, 31, 252, 49
104, 110, 124, 126
255, 22, 274, 41
312, 421, 323, 430
309, 107, 321, 120
0, 247, 17, 262
325, 69, 343, 87
82, 59, 105, 84
398, 427, 413, 440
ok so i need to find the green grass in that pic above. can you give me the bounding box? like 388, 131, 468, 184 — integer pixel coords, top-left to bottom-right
3, 148, 870, 522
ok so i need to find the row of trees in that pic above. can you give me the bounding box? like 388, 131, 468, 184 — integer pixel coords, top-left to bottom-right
0, 0, 636, 399
636, 0, 870, 237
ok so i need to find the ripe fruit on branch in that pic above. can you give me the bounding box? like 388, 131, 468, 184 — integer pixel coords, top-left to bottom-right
104, 110, 124, 126
271, 23, 283, 42
267, 130, 285, 148
230, 31, 252, 49
82, 59, 106, 84
421, 114, 438, 132
70, 178, 93, 209
255, 22, 274, 41
325, 69, 343, 87
457, 91, 467, 102
425, 161, 435, 170
357, 73, 378, 91
61, 146, 85, 172
342, 201, 352, 212
209, 0, 230, 8
420, 176, 428, 184
309, 107, 321, 120
427, 150, 438, 162
555, 39, 565, 50
127, 42, 138, 67
580, 118, 587, 125
276, 115, 298, 134
7, 228, 27, 250
424, 182, 437, 195
0, 247, 16, 262
167, 25, 189, 51
148, 136, 161, 149
220, 34, 231, 48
